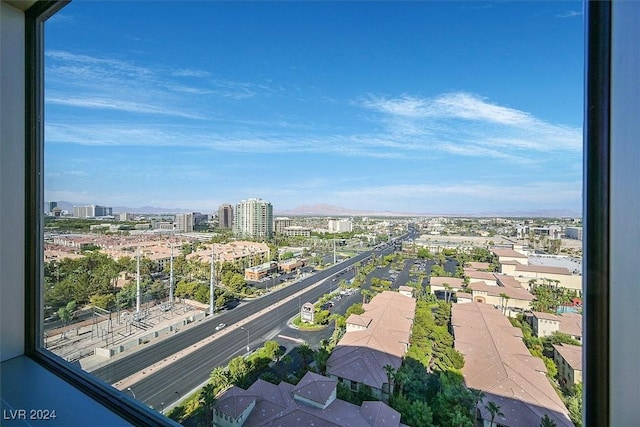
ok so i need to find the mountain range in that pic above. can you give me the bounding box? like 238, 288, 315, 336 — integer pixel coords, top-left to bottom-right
49, 201, 580, 218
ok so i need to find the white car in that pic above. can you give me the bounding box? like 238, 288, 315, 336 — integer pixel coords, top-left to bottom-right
215, 323, 226, 331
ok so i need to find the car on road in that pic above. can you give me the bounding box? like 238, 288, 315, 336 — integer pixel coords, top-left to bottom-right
215, 323, 226, 331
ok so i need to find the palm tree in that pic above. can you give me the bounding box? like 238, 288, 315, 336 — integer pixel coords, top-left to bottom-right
199, 383, 216, 426
297, 343, 314, 372
314, 347, 330, 375
485, 401, 504, 427
393, 368, 409, 396
361, 289, 372, 304
468, 388, 485, 421
280, 355, 293, 380
443, 283, 452, 303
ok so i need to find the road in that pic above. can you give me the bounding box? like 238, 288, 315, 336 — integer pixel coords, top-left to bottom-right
127, 254, 384, 411
90, 250, 377, 385
92, 232, 413, 411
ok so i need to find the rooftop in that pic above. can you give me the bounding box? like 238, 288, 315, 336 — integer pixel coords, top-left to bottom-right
452, 303, 574, 427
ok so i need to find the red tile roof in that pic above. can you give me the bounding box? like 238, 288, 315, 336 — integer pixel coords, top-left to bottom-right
452, 303, 574, 427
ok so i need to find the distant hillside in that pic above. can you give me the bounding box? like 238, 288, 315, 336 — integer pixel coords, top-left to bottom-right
277, 203, 417, 217
51, 201, 190, 215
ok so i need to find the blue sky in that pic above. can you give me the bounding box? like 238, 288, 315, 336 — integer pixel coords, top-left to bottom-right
44, 1, 584, 215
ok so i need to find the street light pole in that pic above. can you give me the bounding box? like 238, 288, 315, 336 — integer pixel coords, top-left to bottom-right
127, 387, 136, 399
240, 326, 249, 352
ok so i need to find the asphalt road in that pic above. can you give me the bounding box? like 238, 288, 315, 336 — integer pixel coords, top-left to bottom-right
90, 250, 378, 385
91, 232, 413, 411
129, 253, 386, 411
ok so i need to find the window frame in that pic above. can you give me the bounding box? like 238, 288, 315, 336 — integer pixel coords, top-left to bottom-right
23, 1, 178, 425
18, 1, 623, 426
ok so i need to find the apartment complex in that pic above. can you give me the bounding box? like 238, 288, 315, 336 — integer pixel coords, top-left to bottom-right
233, 198, 273, 240
274, 217, 293, 233
326, 291, 416, 402
213, 372, 401, 427
328, 218, 353, 233
174, 213, 194, 233
452, 303, 574, 427
73, 204, 113, 218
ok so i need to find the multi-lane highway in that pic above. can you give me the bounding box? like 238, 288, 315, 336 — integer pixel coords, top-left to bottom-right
92, 252, 384, 407
90, 232, 413, 411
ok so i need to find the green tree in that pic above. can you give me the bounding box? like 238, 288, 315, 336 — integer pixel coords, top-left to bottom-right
297, 343, 314, 372
264, 340, 282, 362
383, 364, 396, 396
57, 300, 76, 326
468, 388, 485, 420
199, 383, 216, 426
227, 356, 250, 387
209, 366, 231, 394
417, 248, 431, 259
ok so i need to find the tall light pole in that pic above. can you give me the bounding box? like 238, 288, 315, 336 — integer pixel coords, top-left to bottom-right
169, 240, 174, 306
240, 326, 249, 352
127, 387, 136, 399
209, 244, 215, 316
333, 239, 337, 264
136, 247, 141, 314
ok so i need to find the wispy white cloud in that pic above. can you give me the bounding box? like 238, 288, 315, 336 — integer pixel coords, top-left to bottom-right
45, 50, 272, 117
45, 50, 581, 166
358, 92, 582, 157
556, 10, 582, 18
171, 68, 211, 78
46, 96, 204, 119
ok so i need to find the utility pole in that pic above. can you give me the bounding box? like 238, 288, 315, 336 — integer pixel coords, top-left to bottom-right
136, 246, 141, 315
169, 240, 174, 305
209, 244, 215, 316
333, 239, 336, 264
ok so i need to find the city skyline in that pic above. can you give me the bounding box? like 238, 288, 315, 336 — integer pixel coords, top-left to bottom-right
44, 1, 584, 215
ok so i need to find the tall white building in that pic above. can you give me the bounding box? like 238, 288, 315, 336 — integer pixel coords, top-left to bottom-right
174, 213, 194, 233
73, 204, 112, 218
328, 218, 353, 233
234, 198, 273, 240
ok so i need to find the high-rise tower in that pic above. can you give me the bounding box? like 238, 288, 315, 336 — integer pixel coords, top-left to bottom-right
233, 198, 273, 240
218, 203, 234, 229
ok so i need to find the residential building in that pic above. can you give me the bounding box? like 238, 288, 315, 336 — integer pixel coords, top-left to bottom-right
274, 216, 293, 233
554, 343, 583, 389
501, 263, 583, 294
326, 291, 415, 402
328, 218, 352, 233
234, 198, 273, 240
282, 226, 311, 237
212, 372, 401, 427
491, 247, 529, 265
530, 312, 583, 342
452, 303, 574, 427
73, 204, 113, 218
174, 213, 194, 233
218, 203, 234, 229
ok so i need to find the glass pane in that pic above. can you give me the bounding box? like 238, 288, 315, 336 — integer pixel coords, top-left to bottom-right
43, 2, 584, 426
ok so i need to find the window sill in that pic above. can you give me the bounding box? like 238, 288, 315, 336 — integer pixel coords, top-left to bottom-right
1, 356, 132, 426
